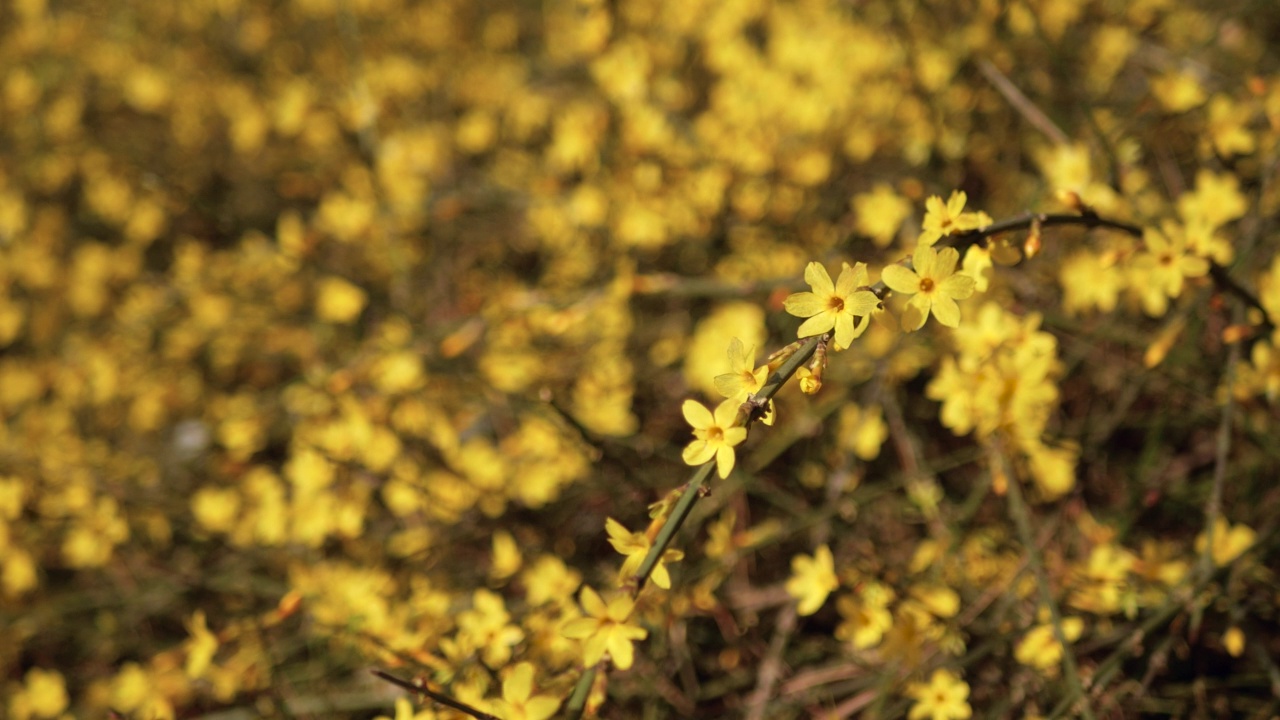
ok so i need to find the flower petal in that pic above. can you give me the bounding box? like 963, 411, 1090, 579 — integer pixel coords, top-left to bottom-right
901, 299, 928, 332
713, 397, 741, 428
934, 246, 959, 277
881, 264, 920, 294
783, 291, 826, 318
804, 261, 835, 295
845, 289, 880, 316
683, 439, 715, 466
833, 312, 855, 349
796, 312, 836, 338
932, 295, 961, 327
913, 244, 938, 278
681, 399, 713, 430
722, 426, 747, 446
607, 628, 636, 669
561, 617, 598, 639
579, 586, 605, 616
715, 445, 737, 478
834, 261, 865, 297
940, 272, 975, 300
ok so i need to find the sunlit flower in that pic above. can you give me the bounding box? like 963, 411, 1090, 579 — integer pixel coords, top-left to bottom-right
681, 398, 747, 479
783, 261, 879, 349
882, 244, 976, 330
561, 586, 648, 669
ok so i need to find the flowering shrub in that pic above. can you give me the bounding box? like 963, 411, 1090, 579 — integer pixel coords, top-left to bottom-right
2, 1, 1278, 718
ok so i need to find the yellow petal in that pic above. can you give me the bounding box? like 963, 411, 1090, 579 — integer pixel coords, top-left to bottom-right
940, 273, 976, 300
715, 446, 737, 478
796, 312, 836, 338
881, 264, 920, 294
682, 399, 713, 430
931, 295, 961, 327
804, 261, 835, 295
683, 439, 716, 466
934, 246, 960, 277
783, 291, 827, 318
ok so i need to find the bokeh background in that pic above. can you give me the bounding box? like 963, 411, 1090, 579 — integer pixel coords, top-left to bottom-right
2, 0, 1279, 717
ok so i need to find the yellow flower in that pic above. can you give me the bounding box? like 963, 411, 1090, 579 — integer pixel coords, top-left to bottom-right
605, 517, 683, 589
315, 276, 367, 323
681, 398, 747, 479
783, 261, 880, 349
1195, 517, 1256, 566
491, 662, 561, 720
1015, 617, 1085, 672
713, 338, 775, 425
906, 668, 972, 720
561, 586, 648, 669
785, 544, 839, 616
920, 190, 991, 245
882, 244, 976, 330
714, 337, 768, 400
1131, 222, 1209, 316
835, 582, 894, 649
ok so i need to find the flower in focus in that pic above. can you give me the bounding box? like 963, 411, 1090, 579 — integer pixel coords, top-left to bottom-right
882, 244, 976, 330
783, 261, 879, 349
681, 398, 747, 479
561, 586, 648, 669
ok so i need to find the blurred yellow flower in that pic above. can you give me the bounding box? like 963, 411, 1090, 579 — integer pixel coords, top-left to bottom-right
562, 586, 648, 669
1195, 518, 1256, 566
605, 517, 683, 589
491, 662, 560, 720
919, 191, 991, 246
786, 544, 839, 616
315, 276, 367, 323
906, 668, 972, 720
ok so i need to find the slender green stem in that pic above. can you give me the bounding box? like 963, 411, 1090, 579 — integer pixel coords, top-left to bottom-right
563, 666, 597, 720
629, 336, 821, 594
997, 445, 1096, 720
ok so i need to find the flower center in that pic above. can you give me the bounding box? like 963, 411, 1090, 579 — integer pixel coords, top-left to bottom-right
919, 277, 935, 293
707, 427, 724, 442
1159, 253, 1174, 267
827, 296, 845, 312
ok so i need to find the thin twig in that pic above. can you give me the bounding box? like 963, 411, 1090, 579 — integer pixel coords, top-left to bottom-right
744, 605, 798, 720
562, 666, 597, 720
1200, 303, 1243, 580
995, 443, 1097, 720
628, 336, 822, 594
977, 58, 1070, 145
371, 670, 501, 720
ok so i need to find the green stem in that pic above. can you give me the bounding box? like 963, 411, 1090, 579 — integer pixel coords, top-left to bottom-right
629, 335, 821, 594
563, 666, 597, 720
998, 446, 1097, 720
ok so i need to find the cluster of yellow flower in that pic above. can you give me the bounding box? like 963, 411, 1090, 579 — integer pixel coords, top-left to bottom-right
3, 0, 1279, 718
